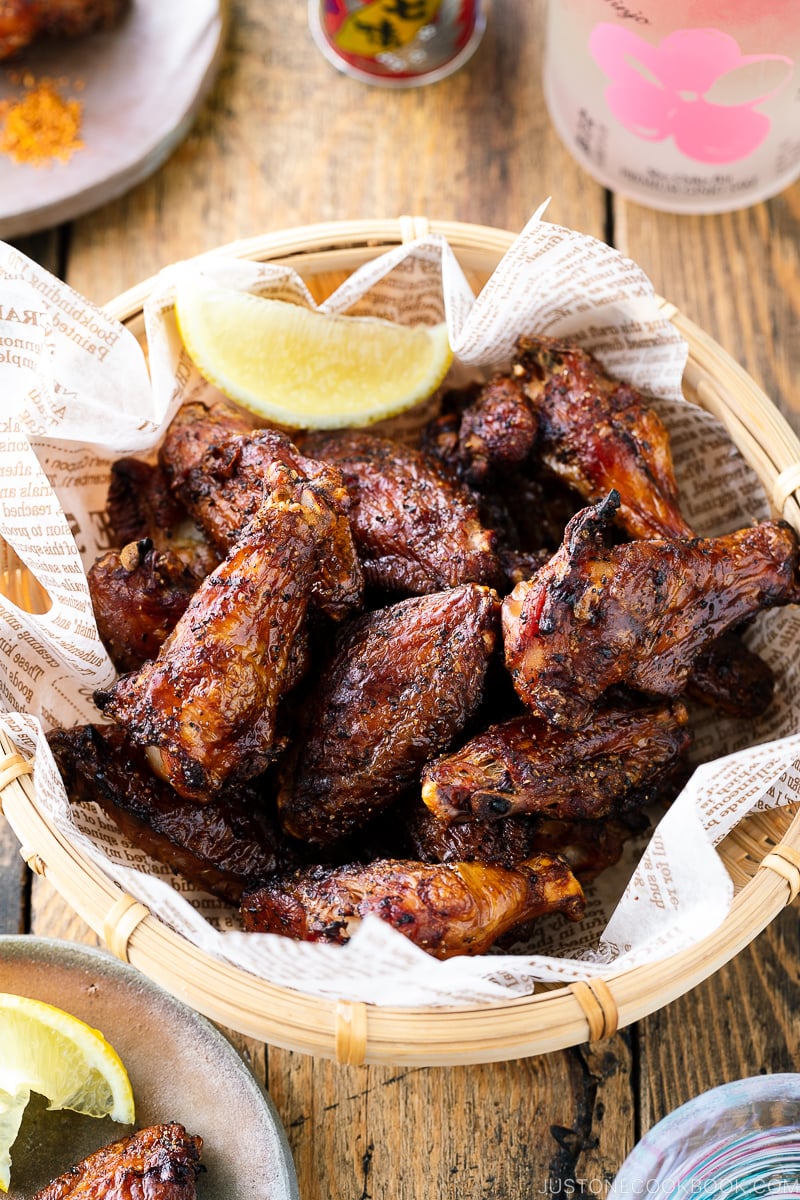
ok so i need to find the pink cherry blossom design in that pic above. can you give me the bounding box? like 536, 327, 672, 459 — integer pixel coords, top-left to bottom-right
589, 24, 794, 164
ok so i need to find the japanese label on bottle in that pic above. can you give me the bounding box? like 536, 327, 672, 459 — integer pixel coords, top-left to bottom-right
311, 0, 484, 86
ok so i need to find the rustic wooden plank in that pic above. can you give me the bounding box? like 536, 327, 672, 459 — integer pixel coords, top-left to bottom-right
8, 230, 62, 276
29, 875, 100, 947
638, 905, 800, 1129
63, 0, 607, 307
0, 819, 27, 935
266, 1036, 634, 1200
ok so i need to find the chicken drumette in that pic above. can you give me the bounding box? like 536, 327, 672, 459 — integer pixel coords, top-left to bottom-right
241, 853, 585, 959
95, 474, 347, 800
160, 401, 362, 619
88, 541, 202, 673
403, 799, 649, 883
502, 490, 800, 728
277, 583, 500, 846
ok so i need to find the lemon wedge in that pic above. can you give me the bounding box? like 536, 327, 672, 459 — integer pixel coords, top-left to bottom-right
173, 275, 453, 429
0, 993, 135, 1192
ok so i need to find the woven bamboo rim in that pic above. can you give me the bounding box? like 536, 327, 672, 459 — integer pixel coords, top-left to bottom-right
2, 217, 800, 1066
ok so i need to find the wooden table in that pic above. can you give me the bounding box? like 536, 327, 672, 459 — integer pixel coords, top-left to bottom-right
2, 2, 799, 1196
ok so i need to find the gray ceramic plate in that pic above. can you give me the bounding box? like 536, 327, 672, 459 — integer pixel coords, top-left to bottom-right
0, 936, 298, 1200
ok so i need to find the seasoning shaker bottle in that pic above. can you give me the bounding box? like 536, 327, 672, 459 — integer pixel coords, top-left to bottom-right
309, 0, 485, 88
543, 0, 800, 213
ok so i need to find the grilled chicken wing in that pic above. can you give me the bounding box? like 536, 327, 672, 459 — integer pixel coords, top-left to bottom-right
241, 853, 585, 959
502, 491, 800, 728
404, 800, 648, 882
421, 698, 691, 822
278, 584, 500, 846
160, 403, 362, 618
301, 429, 501, 594
48, 724, 296, 903
95, 483, 341, 800
88, 542, 201, 672
32, 1123, 203, 1200
0, 0, 128, 60
421, 375, 538, 486
512, 335, 694, 541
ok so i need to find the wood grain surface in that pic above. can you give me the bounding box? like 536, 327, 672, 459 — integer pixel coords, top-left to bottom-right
2, 1, 799, 1197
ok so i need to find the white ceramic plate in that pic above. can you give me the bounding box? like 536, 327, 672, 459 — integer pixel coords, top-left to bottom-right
0, 0, 226, 239
0, 935, 298, 1200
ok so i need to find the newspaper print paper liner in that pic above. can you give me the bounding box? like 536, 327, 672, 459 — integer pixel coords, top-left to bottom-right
1, 208, 799, 1008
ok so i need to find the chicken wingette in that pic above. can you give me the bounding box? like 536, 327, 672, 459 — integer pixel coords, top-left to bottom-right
278, 583, 500, 845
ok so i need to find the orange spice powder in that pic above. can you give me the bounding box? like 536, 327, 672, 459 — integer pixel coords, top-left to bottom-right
0, 76, 84, 166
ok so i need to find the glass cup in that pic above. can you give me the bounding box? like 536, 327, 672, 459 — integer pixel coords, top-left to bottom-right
609, 1074, 800, 1199
309, 0, 485, 87
543, 1, 800, 214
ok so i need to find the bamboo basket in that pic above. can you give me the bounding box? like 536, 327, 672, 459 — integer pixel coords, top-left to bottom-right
2, 217, 800, 1067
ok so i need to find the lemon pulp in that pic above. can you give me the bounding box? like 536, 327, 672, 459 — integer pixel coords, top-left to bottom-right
173, 275, 453, 429
0, 993, 135, 1191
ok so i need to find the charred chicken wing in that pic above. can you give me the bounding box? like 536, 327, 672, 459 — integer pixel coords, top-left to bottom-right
241, 853, 585, 959
421, 374, 538, 486
421, 698, 691, 822
301, 429, 501, 594
32, 1123, 203, 1200
278, 583, 500, 845
512, 335, 695, 541
502, 491, 799, 728
160, 403, 362, 618
95, 483, 342, 800
48, 724, 296, 903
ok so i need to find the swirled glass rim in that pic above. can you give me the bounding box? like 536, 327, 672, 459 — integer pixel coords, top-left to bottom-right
610, 1073, 800, 1196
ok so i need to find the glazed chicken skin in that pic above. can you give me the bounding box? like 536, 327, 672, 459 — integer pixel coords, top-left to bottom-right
421, 698, 691, 823
32, 1123, 203, 1200
512, 335, 695, 541
160, 401, 362, 619
95, 479, 343, 801
278, 583, 500, 846
48, 724, 297, 903
0, 0, 128, 60
241, 853, 585, 959
301, 429, 501, 594
503, 490, 800, 728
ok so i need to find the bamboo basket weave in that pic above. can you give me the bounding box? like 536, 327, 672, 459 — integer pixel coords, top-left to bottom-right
2, 217, 800, 1066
